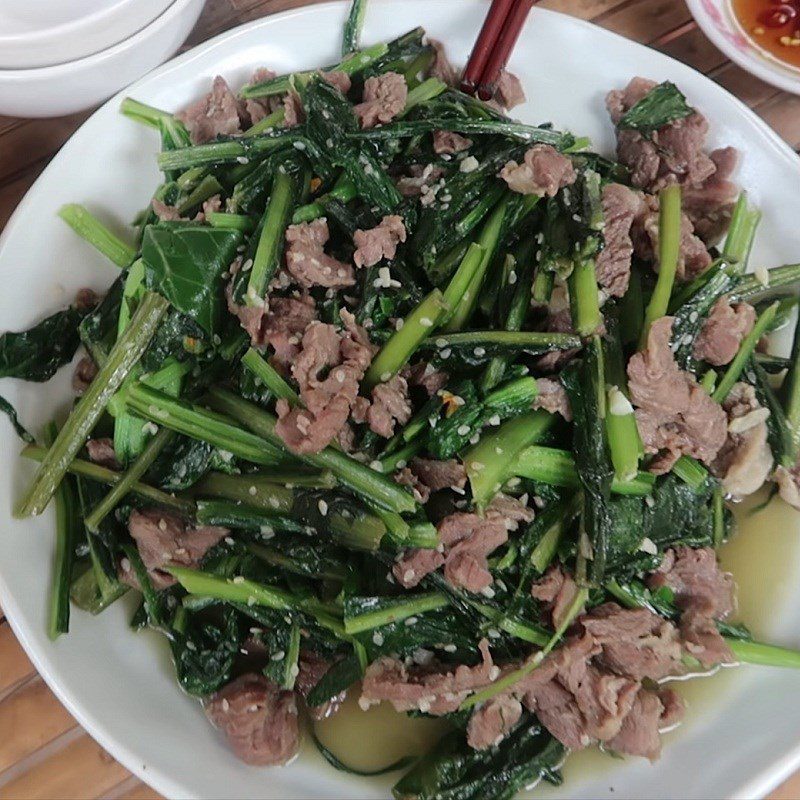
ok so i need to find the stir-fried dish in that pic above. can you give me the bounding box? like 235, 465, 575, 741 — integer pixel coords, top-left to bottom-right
4, 4, 800, 797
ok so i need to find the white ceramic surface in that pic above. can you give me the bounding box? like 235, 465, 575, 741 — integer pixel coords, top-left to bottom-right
0, 0, 206, 117
0, 3, 799, 798
0, 0, 176, 69
686, 0, 800, 95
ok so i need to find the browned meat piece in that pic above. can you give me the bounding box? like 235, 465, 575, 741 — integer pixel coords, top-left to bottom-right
627, 317, 727, 471
353, 215, 407, 268
596, 183, 643, 297
632, 194, 712, 282
284, 219, 354, 289
485, 492, 535, 529
354, 72, 407, 128
360, 639, 497, 714
261, 295, 318, 366
282, 92, 305, 127
151, 198, 182, 222
606, 689, 669, 761
499, 145, 576, 197
74, 287, 99, 312
581, 603, 685, 681
693, 298, 755, 366
712, 382, 772, 498
775, 460, 800, 510
321, 70, 352, 94
72, 356, 97, 395
679, 610, 734, 667
682, 147, 740, 243
532, 377, 573, 421
404, 361, 449, 396
648, 546, 735, 619
606, 76, 657, 125
126, 509, 228, 590
493, 70, 526, 111
531, 565, 584, 629
427, 39, 460, 87
243, 68, 279, 126
275, 311, 375, 454
85, 438, 120, 470
205, 674, 299, 765
367, 374, 412, 437
177, 76, 245, 144
295, 650, 347, 720
466, 695, 523, 750
392, 546, 444, 588
409, 457, 467, 493
432, 130, 472, 155
658, 687, 686, 729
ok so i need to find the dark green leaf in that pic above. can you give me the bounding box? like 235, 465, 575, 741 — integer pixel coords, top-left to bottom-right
617, 82, 694, 133
0, 395, 33, 443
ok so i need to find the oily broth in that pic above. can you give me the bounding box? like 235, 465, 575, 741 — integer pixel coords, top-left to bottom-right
308, 494, 800, 793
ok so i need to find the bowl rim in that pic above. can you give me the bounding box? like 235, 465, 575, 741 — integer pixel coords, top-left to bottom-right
0, 0, 199, 79
685, 0, 800, 95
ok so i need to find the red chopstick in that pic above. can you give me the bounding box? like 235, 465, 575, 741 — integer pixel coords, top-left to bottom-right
460, 0, 517, 95
476, 0, 536, 100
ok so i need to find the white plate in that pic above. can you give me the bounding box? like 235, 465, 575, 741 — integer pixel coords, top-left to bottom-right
0, 0, 206, 118
686, 0, 800, 96
0, 2, 799, 798
0, 0, 176, 70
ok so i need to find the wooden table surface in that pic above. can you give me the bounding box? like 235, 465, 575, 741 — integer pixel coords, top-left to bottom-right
0, 0, 799, 797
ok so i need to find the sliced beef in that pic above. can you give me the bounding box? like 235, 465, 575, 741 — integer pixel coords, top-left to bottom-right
354, 72, 407, 128
531, 565, 583, 629
243, 68, 279, 126
86, 438, 120, 470
433, 130, 472, 155
392, 545, 445, 588
353, 215, 407, 268
262, 295, 318, 367
367, 374, 412, 438
596, 183, 643, 297
693, 298, 756, 367
712, 382, 773, 499
485, 492, 535, 529
72, 355, 98, 395
499, 145, 576, 197
281, 91, 305, 127
427, 39, 460, 87
284, 219, 355, 289
127, 509, 228, 590
627, 316, 727, 471
648, 546, 735, 619
151, 198, 183, 222
404, 361, 449, 396
493, 70, 526, 111
467, 695, 523, 750
682, 146, 740, 243
679, 610, 734, 667
775, 461, 800, 511
205, 673, 299, 765
632, 194, 712, 282
275, 310, 375, 454
532, 377, 573, 421
321, 70, 352, 94
295, 650, 347, 720
360, 639, 496, 714
606, 688, 668, 761
409, 457, 467, 493
177, 76, 245, 144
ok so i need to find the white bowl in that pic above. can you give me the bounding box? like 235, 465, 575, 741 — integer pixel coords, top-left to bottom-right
0, 0, 176, 69
686, 0, 800, 95
0, 0, 206, 117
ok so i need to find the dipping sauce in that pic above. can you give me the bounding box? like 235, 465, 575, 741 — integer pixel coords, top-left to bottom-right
732, 0, 800, 70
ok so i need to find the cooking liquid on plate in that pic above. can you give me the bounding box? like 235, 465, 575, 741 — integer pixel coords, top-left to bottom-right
313, 493, 799, 790
732, 0, 800, 70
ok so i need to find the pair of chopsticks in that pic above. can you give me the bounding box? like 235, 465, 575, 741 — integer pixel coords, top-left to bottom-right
461, 0, 536, 100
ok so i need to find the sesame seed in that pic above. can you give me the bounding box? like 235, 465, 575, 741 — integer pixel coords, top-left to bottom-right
248, 485, 257, 496
443, 643, 457, 653
372, 631, 385, 646
158, 518, 168, 531
405, 616, 418, 626
221, 699, 230, 712
420, 317, 433, 327
473, 346, 486, 357
225, 536, 235, 546
232, 576, 245, 584
318, 499, 328, 516
272, 651, 286, 661
457, 424, 471, 436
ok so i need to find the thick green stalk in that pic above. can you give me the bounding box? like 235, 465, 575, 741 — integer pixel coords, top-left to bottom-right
157, 133, 293, 171
672, 455, 709, 490
124, 383, 286, 466
402, 78, 446, 112
378, 439, 424, 474
465, 410, 556, 508
292, 176, 357, 224
784, 313, 800, 451
207, 213, 256, 233
440, 243, 485, 325
22, 445, 194, 513
176, 175, 223, 216
45, 423, 77, 640
85, 427, 174, 533
206, 387, 417, 514
16, 292, 168, 517
640, 184, 682, 348
722, 192, 761, 273
241, 348, 299, 403
120, 97, 176, 130
342, 0, 368, 54
240, 42, 389, 98
726, 638, 800, 669
568, 256, 601, 337
427, 330, 582, 351
364, 290, 447, 389
344, 593, 448, 634
245, 107, 285, 135
58, 204, 136, 268
190, 474, 295, 512
246, 170, 295, 304
712, 302, 779, 402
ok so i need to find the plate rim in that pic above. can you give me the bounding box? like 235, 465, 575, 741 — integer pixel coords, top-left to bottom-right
1, 3, 799, 798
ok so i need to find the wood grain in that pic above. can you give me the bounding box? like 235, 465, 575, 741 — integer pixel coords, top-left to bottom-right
0, 1, 798, 798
